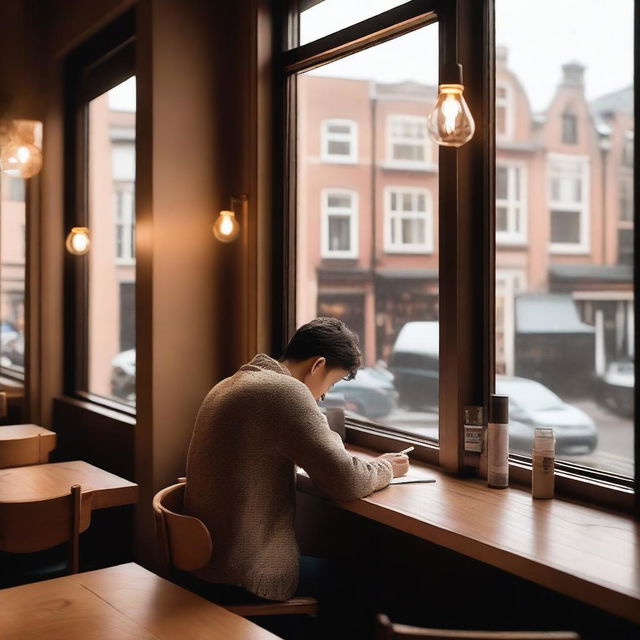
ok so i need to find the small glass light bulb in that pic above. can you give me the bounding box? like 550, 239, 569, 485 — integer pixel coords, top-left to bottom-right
213, 210, 240, 243
427, 84, 475, 148
65, 227, 91, 255
0, 142, 43, 178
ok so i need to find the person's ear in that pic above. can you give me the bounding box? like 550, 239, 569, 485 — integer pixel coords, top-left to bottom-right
310, 357, 326, 375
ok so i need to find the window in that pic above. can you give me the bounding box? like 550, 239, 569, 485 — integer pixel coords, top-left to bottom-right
86, 77, 136, 407
496, 163, 526, 243
548, 155, 589, 253
0, 174, 26, 379
562, 111, 578, 144
115, 182, 135, 262
321, 119, 358, 164
293, 8, 440, 445
298, 0, 412, 46
384, 187, 433, 253
386, 114, 431, 168
65, 15, 136, 412
496, 82, 512, 139
497, 0, 634, 488
321, 189, 358, 259
622, 130, 634, 166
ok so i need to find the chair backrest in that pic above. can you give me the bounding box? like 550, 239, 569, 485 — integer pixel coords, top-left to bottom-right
152, 481, 212, 574
0, 484, 93, 573
0, 431, 56, 469
375, 615, 581, 640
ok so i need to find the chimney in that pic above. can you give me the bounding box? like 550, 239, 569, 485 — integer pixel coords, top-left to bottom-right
561, 61, 585, 87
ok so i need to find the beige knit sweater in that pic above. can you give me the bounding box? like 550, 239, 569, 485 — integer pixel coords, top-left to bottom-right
184, 354, 393, 601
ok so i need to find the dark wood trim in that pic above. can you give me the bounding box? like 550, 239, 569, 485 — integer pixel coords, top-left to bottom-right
63, 9, 136, 404
282, 1, 438, 74
634, 0, 639, 520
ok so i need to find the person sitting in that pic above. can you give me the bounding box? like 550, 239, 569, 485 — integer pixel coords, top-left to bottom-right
184, 317, 409, 637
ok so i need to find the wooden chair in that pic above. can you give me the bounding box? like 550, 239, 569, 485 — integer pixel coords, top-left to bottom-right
0, 484, 94, 575
152, 480, 318, 617
375, 615, 581, 640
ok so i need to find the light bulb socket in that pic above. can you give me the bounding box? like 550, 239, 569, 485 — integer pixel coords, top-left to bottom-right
441, 61, 463, 85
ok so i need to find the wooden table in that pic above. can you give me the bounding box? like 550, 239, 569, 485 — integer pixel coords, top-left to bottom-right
0, 424, 57, 468
298, 445, 640, 625
0, 562, 280, 639
0, 460, 138, 509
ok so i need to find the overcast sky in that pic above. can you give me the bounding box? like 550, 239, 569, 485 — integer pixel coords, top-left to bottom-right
302, 0, 634, 112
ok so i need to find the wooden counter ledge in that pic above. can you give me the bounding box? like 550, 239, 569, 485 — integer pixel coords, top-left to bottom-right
297, 445, 640, 625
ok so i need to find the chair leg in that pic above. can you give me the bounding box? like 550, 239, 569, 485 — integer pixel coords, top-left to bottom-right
69, 484, 81, 574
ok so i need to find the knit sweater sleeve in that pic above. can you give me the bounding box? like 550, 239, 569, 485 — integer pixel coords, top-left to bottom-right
274, 378, 393, 502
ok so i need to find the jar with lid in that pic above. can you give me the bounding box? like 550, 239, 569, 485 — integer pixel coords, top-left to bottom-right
532, 427, 555, 499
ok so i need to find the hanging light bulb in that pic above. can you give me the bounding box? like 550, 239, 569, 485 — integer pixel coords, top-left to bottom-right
66, 227, 91, 255
213, 210, 241, 243
0, 120, 44, 178
427, 83, 475, 147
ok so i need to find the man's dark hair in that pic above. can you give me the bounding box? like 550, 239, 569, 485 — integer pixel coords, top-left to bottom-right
281, 317, 361, 380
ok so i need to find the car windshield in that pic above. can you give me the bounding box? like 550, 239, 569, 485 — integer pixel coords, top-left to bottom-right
497, 378, 564, 412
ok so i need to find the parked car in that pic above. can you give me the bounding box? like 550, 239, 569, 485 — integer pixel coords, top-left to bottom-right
320, 366, 397, 420
496, 376, 598, 455
389, 321, 439, 410
599, 360, 633, 417
111, 349, 136, 403
0, 322, 24, 368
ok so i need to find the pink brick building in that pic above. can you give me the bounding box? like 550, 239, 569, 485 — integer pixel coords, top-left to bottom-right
297, 47, 634, 387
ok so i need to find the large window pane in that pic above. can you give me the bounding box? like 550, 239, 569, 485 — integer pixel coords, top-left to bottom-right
496, 1, 634, 478
296, 23, 439, 443
0, 175, 26, 378
87, 76, 136, 406
299, 0, 411, 46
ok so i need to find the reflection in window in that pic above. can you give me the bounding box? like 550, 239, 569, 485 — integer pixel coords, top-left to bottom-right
321, 119, 357, 163
322, 189, 358, 258
0, 174, 26, 378
87, 76, 136, 406
496, 0, 634, 478
297, 22, 439, 443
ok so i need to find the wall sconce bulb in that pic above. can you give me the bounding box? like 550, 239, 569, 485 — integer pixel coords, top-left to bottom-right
66, 227, 91, 255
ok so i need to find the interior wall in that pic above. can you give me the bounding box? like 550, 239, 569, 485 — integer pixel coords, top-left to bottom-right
0, 0, 259, 568
134, 0, 253, 565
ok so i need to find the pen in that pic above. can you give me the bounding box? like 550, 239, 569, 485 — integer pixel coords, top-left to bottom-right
397, 446, 414, 455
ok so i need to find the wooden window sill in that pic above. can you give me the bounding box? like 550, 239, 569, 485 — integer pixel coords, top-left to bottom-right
296, 444, 640, 625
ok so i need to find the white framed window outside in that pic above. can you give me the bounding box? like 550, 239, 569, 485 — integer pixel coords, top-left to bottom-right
496, 162, 527, 244
321, 119, 358, 164
496, 81, 514, 140
548, 154, 590, 254
384, 186, 433, 254
386, 114, 432, 169
495, 269, 527, 376
115, 181, 135, 263
321, 189, 359, 259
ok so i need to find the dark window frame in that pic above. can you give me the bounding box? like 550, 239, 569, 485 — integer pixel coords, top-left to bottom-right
275, 0, 639, 515
63, 9, 136, 417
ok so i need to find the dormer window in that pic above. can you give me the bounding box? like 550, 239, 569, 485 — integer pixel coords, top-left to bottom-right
496, 81, 513, 139
562, 111, 578, 144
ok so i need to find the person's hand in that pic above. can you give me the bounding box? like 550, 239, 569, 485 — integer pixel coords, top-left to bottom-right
377, 452, 410, 478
